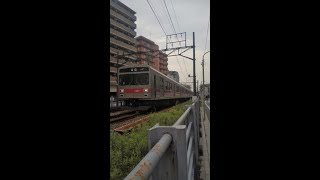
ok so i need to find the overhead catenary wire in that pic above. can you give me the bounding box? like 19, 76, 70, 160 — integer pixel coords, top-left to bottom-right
156, 0, 172, 34
149, 0, 170, 35
202, 14, 210, 87
161, 0, 189, 83
146, 0, 168, 36
203, 15, 210, 54
167, 0, 190, 82
142, 0, 190, 83
162, 0, 177, 35
147, 0, 187, 79
169, 0, 182, 33
145, 0, 187, 82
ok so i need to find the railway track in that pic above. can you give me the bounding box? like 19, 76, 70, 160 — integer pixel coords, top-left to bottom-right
110, 105, 175, 132
110, 109, 139, 122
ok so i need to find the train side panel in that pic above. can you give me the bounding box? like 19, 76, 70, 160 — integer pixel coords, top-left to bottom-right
118, 65, 193, 108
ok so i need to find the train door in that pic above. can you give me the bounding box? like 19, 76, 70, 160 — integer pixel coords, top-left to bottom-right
154, 75, 156, 98
160, 77, 164, 97
173, 84, 176, 97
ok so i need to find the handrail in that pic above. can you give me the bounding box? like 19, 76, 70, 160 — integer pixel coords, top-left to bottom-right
204, 100, 210, 121
125, 96, 200, 180
124, 134, 172, 180
174, 107, 191, 126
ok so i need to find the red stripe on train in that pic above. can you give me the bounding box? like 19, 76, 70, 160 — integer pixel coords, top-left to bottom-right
120, 88, 151, 93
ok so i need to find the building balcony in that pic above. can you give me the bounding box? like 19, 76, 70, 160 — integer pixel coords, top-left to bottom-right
110, 38, 137, 53
159, 60, 166, 65
136, 42, 156, 51
160, 67, 168, 71
110, 56, 137, 67
159, 55, 168, 60
110, 9, 136, 29
110, 47, 121, 55
110, 56, 127, 64
110, 0, 136, 21
123, 61, 137, 66
110, 18, 136, 37
110, 49, 137, 63
136, 52, 153, 58
110, 75, 117, 85
110, 47, 136, 59
136, 55, 154, 62
110, 66, 118, 73
110, 75, 117, 81
110, 28, 136, 45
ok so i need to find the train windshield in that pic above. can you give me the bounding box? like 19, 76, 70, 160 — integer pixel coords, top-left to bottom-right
119, 73, 149, 85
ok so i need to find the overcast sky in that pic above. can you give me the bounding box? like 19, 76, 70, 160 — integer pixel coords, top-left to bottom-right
119, 0, 210, 91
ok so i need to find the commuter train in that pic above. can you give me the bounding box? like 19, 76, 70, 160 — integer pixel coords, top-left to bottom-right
118, 65, 193, 109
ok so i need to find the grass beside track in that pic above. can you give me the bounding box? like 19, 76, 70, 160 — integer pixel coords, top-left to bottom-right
110, 100, 192, 180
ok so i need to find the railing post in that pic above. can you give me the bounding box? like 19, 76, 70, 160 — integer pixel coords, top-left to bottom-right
186, 103, 200, 180
148, 125, 188, 180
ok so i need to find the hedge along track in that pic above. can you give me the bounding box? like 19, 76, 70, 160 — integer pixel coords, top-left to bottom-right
111, 106, 174, 133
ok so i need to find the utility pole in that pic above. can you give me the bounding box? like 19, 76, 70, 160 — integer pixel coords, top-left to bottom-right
116, 51, 128, 107
197, 80, 199, 94
202, 51, 210, 119
193, 32, 196, 96
202, 51, 210, 98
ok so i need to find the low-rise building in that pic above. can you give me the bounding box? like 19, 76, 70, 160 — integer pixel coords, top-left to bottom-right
167, 71, 180, 83
135, 36, 168, 75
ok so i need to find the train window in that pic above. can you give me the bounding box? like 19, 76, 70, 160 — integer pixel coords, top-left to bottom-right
119, 74, 133, 85
160, 77, 163, 87
134, 73, 149, 85
119, 73, 149, 85
133, 73, 149, 85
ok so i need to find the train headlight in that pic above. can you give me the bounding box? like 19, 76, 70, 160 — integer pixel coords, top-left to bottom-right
144, 89, 148, 92
119, 89, 124, 93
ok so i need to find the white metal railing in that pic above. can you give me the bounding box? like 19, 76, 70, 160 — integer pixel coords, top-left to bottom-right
205, 100, 210, 121
124, 96, 200, 180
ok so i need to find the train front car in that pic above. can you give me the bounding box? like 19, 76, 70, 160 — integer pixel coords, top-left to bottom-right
118, 65, 151, 109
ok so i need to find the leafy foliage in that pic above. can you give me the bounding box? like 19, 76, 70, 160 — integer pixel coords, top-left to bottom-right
110, 100, 192, 179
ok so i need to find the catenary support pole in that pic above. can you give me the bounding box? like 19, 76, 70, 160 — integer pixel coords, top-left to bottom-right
116, 52, 119, 107
193, 32, 196, 96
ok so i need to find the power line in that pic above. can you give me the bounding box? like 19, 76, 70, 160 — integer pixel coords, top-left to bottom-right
174, 56, 187, 80
203, 15, 210, 54
162, 0, 177, 35
146, 0, 168, 36
169, 0, 182, 33
153, 0, 187, 81
161, 0, 189, 82
155, 0, 172, 34
150, 0, 170, 35
145, 0, 188, 82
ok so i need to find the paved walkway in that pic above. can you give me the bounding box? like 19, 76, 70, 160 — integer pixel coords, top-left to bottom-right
199, 103, 210, 180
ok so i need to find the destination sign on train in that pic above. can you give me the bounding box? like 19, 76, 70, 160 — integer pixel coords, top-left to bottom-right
119, 67, 149, 72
